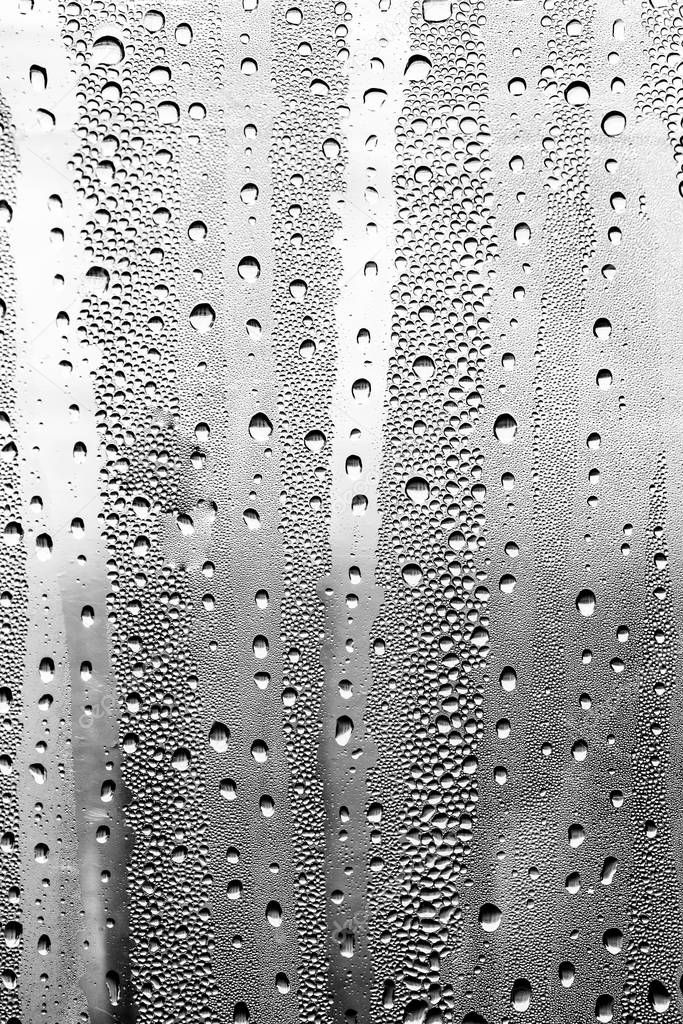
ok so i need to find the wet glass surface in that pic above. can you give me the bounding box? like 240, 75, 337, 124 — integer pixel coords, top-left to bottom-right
0, 0, 683, 1022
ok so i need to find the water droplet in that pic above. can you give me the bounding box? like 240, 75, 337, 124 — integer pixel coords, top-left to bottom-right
157, 101, 180, 125
189, 303, 215, 333
289, 278, 308, 301
335, 715, 353, 746
404, 54, 432, 80
249, 413, 273, 442
648, 981, 670, 1015
29, 65, 47, 90
558, 962, 575, 988
601, 110, 626, 136
405, 476, 430, 504
363, 88, 387, 110
304, 429, 326, 453
208, 722, 230, 753
144, 9, 165, 31
238, 256, 261, 282
93, 34, 125, 65
266, 900, 282, 926
422, 0, 451, 20
510, 979, 532, 1013
188, 220, 208, 241
253, 635, 269, 659
401, 563, 423, 587
508, 77, 526, 96
478, 903, 502, 932
322, 137, 340, 158
413, 355, 435, 381
593, 317, 612, 339
35, 534, 52, 561
241, 183, 259, 204
514, 222, 531, 245
493, 413, 518, 444
602, 928, 623, 954
564, 80, 590, 105
171, 747, 191, 772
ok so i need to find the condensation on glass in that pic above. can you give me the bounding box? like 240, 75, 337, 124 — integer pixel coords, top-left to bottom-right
0, 0, 681, 1022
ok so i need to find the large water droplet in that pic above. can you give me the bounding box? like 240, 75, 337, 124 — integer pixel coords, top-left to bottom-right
304, 429, 326, 453
479, 903, 502, 932
189, 303, 216, 333
401, 563, 423, 587
510, 979, 532, 1013
208, 722, 230, 753
404, 54, 432, 80
648, 980, 670, 1015
576, 589, 596, 617
601, 110, 626, 136
565, 80, 590, 105
335, 715, 353, 746
93, 34, 125, 65
238, 256, 261, 282
494, 413, 518, 444
249, 413, 273, 442
405, 476, 430, 504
